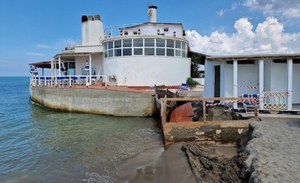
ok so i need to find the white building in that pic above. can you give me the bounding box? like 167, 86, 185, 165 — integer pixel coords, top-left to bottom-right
204, 54, 300, 111
36, 5, 191, 87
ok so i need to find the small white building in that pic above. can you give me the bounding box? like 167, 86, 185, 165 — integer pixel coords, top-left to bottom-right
204, 54, 300, 111
38, 5, 191, 87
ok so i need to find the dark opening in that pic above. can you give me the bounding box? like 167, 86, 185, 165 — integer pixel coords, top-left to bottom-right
214, 65, 221, 98
81, 15, 88, 22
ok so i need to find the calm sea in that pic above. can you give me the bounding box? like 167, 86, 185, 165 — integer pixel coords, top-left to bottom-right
0, 77, 164, 183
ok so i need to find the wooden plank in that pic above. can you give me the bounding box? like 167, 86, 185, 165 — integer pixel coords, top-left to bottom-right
203, 101, 207, 121
160, 97, 255, 102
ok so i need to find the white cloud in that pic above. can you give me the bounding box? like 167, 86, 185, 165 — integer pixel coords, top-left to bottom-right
217, 2, 239, 16
26, 52, 44, 56
187, 17, 300, 56
244, 0, 300, 18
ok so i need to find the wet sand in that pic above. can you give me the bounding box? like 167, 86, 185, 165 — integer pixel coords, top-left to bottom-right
130, 118, 300, 183
130, 143, 197, 183
129, 143, 240, 183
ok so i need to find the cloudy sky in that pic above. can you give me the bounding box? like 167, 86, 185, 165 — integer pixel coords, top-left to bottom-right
0, 0, 300, 75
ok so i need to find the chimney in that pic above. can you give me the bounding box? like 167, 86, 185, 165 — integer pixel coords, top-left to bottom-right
148, 5, 158, 23
81, 15, 104, 46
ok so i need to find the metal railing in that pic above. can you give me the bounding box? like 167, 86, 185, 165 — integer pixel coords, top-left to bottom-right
30, 75, 108, 87
261, 91, 288, 110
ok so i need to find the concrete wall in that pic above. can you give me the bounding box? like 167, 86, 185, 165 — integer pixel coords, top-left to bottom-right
30, 86, 155, 117
103, 56, 191, 86
123, 23, 184, 38
162, 120, 250, 146
75, 53, 103, 75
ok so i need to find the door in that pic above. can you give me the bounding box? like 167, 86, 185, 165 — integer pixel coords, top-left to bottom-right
214, 65, 221, 98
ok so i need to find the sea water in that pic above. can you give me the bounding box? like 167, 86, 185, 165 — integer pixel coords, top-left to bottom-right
0, 77, 164, 183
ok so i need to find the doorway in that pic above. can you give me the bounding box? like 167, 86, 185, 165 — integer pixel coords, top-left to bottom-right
214, 65, 221, 97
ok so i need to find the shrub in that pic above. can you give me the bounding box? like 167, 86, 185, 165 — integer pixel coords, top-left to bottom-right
186, 77, 199, 87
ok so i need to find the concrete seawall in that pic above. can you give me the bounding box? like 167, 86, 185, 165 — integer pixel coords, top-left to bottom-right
30, 86, 155, 117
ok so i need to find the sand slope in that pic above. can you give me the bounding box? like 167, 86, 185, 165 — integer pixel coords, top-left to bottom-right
246, 119, 300, 183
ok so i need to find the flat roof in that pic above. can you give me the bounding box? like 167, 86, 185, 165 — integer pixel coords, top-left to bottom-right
207, 53, 300, 61
120, 22, 183, 30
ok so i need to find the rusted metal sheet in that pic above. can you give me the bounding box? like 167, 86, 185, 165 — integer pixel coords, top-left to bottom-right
169, 102, 194, 122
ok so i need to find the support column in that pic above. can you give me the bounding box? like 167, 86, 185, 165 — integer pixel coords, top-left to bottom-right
259, 59, 264, 109
54, 59, 57, 85
233, 60, 238, 109
58, 56, 61, 77
89, 54, 92, 85
287, 58, 293, 110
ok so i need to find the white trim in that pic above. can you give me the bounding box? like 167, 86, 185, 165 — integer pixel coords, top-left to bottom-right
259, 59, 264, 109
233, 60, 238, 109
287, 59, 293, 110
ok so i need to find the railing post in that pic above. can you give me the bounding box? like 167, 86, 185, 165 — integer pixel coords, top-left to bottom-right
105, 75, 108, 88
69, 75, 72, 86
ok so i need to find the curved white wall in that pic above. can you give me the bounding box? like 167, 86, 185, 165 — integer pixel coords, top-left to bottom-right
103, 56, 191, 86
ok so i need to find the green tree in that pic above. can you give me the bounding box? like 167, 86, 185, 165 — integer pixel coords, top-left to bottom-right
191, 55, 201, 78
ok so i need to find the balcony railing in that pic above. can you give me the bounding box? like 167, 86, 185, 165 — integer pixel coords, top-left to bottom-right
30, 75, 108, 87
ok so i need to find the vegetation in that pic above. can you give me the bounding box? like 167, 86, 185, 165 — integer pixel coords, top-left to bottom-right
191, 54, 203, 78
186, 77, 199, 87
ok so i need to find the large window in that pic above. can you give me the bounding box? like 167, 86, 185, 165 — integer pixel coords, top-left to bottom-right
104, 38, 187, 58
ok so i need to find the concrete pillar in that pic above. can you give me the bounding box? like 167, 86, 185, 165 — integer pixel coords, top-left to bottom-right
89, 54, 92, 85
259, 59, 264, 109
233, 60, 238, 109
287, 59, 293, 110
58, 56, 61, 77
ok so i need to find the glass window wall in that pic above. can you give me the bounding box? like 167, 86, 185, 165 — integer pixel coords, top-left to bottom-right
104, 38, 187, 58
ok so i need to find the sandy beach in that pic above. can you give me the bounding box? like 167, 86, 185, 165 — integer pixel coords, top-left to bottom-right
246, 118, 300, 183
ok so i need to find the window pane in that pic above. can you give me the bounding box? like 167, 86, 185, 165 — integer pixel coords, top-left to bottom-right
167, 39, 174, 48
123, 48, 132, 56
104, 42, 108, 50
133, 39, 143, 47
109, 50, 113, 57
175, 41, 181, 48
105, 51, 108, 58
123, 39, 132, 47
156, 48, 165, 56
175, 50, 181, 56
108, 41, 113, 49
114, 40, 121, 48
134, 48, 143, 55
182, 42, 186, 50
145, 38, 154, 47
182, 50, 187, 57
156, 39, 165, 47
167, 48, 174, 56
114, 49, 121, 56
145, 48, 154, 55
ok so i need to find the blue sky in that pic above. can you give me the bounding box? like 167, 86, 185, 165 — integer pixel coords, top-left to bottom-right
0, 0, 300, 76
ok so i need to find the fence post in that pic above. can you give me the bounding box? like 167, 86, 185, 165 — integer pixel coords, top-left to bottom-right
253, 99, 259, 121
202, 100, 207, 121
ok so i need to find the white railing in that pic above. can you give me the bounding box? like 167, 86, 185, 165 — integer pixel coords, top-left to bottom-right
30, 75, 108, 87
261, 91, 288, 110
